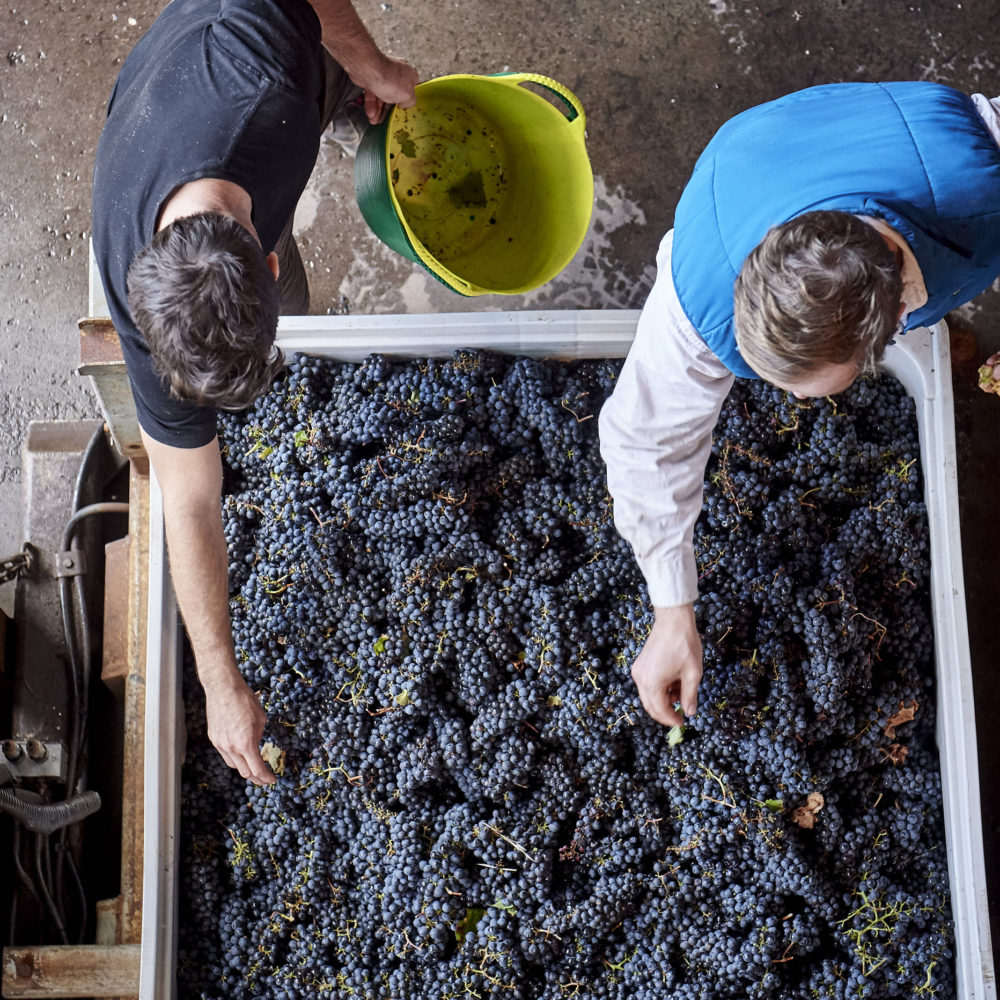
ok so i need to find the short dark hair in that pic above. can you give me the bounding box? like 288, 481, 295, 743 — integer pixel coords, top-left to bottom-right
733, 210, 903, 382
127, 211, 283, 409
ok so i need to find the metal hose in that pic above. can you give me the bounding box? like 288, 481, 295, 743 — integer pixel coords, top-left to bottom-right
61, 424, 110, 798
0, 787, 101, 836
60, 499, 130, 797
35, 833, 66, 945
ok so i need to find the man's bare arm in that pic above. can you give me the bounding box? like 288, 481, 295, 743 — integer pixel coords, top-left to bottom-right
305, 0, 418, 122
142, 429, 275, 785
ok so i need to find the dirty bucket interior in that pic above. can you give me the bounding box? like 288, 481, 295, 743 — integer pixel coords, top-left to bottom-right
376, 75, 593, 295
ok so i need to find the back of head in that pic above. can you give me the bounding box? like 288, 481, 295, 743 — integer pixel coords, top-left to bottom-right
733, 210, 903, 383
127, 211, 283, 410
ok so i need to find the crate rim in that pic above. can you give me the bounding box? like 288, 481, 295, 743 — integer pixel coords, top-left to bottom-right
140, 311, 996, 1000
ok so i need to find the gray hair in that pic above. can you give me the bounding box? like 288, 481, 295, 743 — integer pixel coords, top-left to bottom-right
733, 210, 903, 383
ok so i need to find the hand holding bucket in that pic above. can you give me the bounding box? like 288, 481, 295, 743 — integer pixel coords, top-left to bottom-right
353, 73, 594, 296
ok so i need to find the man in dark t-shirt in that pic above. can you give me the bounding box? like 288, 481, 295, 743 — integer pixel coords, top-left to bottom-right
92, 0, 417, 784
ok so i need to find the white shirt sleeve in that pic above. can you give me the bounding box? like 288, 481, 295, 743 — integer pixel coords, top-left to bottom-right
599, 230, 734, 608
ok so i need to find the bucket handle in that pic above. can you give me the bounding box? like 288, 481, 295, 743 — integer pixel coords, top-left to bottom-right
491, 72, 586, 130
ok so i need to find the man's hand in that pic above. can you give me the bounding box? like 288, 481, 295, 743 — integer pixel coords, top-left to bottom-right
631, 603, 703, 727
307, 0, 418, 122
356, 54, 418, 124
978, 350, 1000, 395
204, 668, 275, 786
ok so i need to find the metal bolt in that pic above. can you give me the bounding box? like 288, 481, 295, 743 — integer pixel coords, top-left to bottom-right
60, 555, 75, 570
1, 739, 23, 761
25, 739, 47, 761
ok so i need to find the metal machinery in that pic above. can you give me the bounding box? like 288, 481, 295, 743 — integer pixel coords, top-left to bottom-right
2, 319, 154, 999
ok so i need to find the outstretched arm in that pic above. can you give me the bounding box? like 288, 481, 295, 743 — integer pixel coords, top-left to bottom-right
142, 430, 275, 785
598, 231, 733, 725
306, 0, 418, 122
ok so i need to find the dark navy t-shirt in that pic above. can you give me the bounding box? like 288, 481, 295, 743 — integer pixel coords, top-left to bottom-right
92, 0, 324, 447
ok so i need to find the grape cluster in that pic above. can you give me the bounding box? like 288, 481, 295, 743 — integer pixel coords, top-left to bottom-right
177, 352, 955, 999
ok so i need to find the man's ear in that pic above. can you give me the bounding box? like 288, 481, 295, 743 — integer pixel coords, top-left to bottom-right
266, 251, 280, 280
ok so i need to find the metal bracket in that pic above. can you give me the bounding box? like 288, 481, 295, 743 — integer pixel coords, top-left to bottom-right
0, 544, 33, 586
54, 549, 86, 578
0, 740, 67, 782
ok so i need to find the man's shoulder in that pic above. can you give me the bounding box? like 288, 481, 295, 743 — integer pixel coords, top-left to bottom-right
201, 0, 322, 85
110, 0, 322, 108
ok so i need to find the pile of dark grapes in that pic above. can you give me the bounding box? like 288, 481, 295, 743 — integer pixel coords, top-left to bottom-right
178, 350, 955, 999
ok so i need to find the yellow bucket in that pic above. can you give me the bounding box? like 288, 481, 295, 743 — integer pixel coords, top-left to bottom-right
354, 73, 594, 296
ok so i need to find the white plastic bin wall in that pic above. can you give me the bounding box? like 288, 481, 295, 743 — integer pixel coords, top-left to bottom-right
139, 312, 996, 999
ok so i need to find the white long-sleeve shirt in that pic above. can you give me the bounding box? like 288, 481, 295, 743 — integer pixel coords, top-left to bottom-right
598, 230, 732, 608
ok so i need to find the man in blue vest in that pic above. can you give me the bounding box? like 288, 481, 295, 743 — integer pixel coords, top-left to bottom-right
599, 81, 1000, 729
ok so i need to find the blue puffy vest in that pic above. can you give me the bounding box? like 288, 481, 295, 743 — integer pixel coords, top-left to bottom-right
671, 82, 1000, 378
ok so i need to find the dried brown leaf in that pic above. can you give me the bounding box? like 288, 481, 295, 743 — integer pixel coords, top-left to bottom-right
261, 741, 286, 777
880, 743, 909, 766
791, 807, 816, 829
791, 792, 824, 829
884, 699, 918, 740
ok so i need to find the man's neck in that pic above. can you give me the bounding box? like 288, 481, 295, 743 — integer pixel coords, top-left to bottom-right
858, 214, 928, 316
157, 178, 257, 240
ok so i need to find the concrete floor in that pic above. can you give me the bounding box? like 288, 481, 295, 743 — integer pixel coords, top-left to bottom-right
2, 0, 998, 967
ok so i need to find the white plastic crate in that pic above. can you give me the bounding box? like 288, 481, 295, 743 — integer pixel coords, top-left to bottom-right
140, 311, 996, 999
